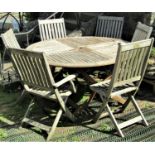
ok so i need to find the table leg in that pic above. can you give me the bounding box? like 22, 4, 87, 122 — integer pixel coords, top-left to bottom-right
78, 70, 127, 110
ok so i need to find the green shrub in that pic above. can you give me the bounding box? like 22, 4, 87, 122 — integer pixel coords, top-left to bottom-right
0, 129, 7, 139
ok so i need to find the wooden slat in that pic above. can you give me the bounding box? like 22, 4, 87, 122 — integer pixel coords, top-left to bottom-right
16, 54, 30, 82
137, 47, 148, 76
123, 50, 132, 80
23, 118, 50, 132
111, 87, 137, 97
127, 49, 135, 79
118, 116, 142, 129
22, 55, 35, 84
33, 58, 45, 87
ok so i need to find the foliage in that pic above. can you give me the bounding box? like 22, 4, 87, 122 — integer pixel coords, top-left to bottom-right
0, 129, 7, 139
100, 123, 111, 131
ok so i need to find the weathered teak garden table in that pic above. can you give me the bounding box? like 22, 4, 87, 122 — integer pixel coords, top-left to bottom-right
27, 37, 124, 68
27, 36, 126, 111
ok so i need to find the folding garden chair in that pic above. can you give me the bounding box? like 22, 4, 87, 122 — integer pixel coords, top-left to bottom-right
38, 18, 67, 41
9, 48, 77, 141
132, 22, 153, 42
90, 38, 154, 137
1, 28, 20, 69
1, 29, 21, 85
95, 16, 124, 38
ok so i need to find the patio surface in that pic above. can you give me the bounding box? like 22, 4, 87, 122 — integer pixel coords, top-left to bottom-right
0, 82, 155, 142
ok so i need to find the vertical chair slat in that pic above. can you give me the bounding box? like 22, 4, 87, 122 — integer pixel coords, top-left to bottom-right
122, 50, 132, 81
137, 47, 148, 76
117, 51, 126, 82
54, 22, 58, 39
128, 49, 137, 79
37, 58, 49, 88
41, 25, 45, 40
47, 23, 52, 39
99, 19, 103, 36
21, 55, 35, 85
111, 20, 115, 37
60, 22, 63, 38
44, 23, 49, 40
27, 56, 39, 85
125, 50, 133, 80
30, 57, 42, 86
105, 20, 109, 37
34, 58, 45, 87
63, 22, 67, 37
116, 21, 121, 38
57, 23, 61, 38
134, 48, 144, 77
17, 54, 30, 83
51, 23, 55, 39
12, 54, 25, 80
113, 20, 118, 38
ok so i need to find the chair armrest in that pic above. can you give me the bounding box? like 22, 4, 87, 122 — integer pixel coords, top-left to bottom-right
53, 74, 77, 88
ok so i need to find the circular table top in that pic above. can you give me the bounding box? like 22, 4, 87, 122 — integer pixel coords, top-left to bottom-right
27, 36, 124, 68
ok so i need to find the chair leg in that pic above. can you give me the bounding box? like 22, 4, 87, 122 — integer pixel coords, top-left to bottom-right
61, 97, 76, 122
93, 94, 124, 137
106, 103, 124, 137
93, 95, 108, 123
74, 92, 96, 115
1, 48, 6, 71
20, 98, 34, 127
131, 96, 148, 126
16, 90, 27, 104
87, 92, 96, 105
47, 108, 63, 141
65, 108, 76, 122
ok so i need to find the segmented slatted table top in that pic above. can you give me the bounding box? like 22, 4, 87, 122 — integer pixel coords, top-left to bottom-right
27, 37, 125, 68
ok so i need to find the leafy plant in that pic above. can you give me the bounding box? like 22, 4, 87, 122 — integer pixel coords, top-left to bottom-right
0, 129, 8, 139
100, 123, 111, 131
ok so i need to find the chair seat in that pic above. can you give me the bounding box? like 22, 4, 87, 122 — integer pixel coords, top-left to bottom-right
90, 80, 137, 97
27, 88, 72, 100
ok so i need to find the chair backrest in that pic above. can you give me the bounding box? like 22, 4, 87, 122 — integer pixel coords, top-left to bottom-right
108, 38, 154, 94
95, 16, 124, 38
132, 22, 153, 42
9, 48, 55, 91
1, 29, 20, 49
38, 18, 67, 41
